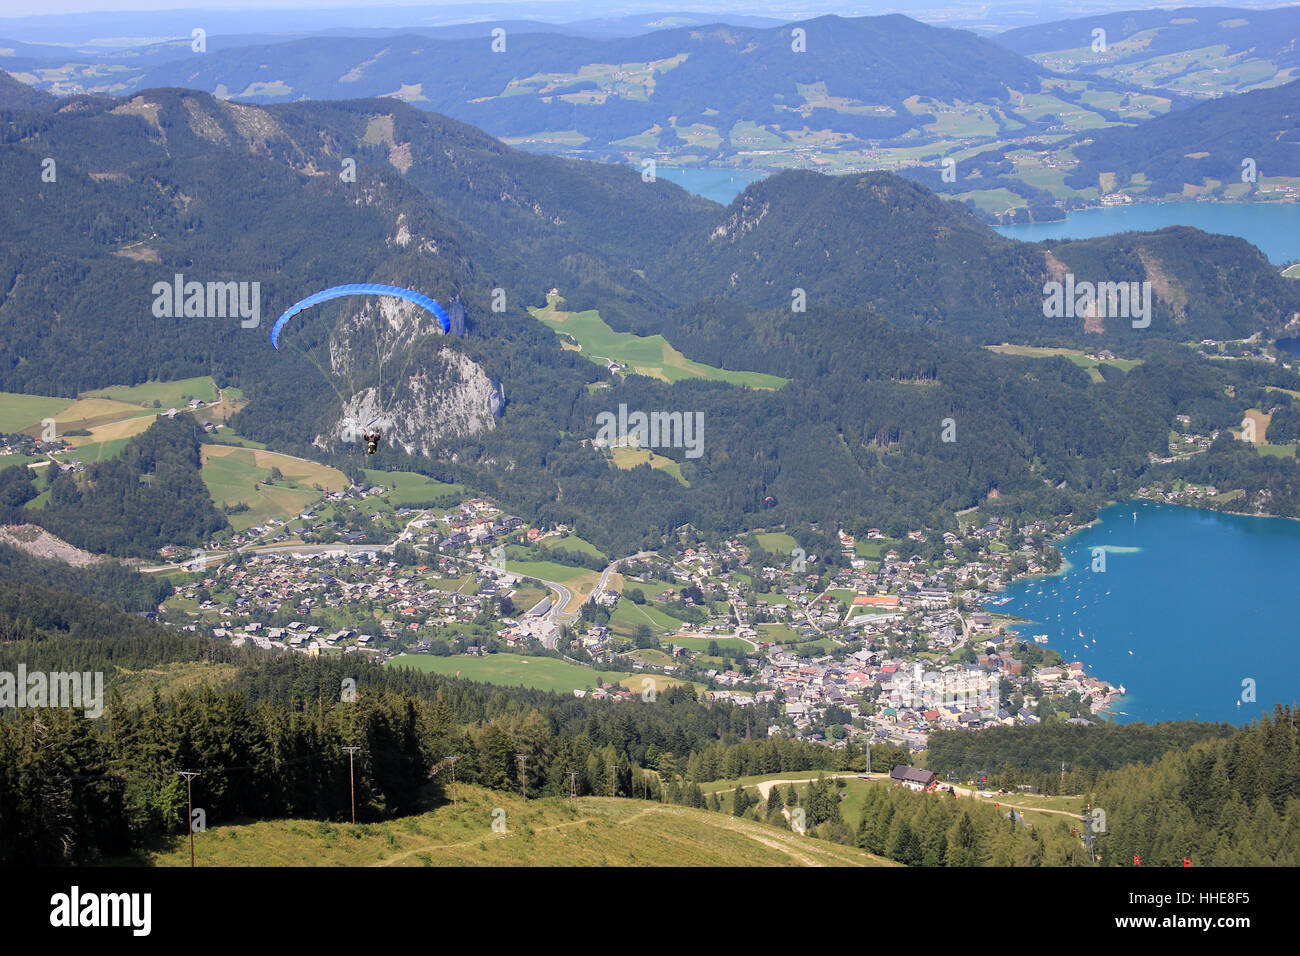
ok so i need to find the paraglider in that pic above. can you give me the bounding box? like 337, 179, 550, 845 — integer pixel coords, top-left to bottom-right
270, 283, 453, 455
270, 283, 449, 349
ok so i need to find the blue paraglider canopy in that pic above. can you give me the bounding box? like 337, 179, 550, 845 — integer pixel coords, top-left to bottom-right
270, 283, 450, 349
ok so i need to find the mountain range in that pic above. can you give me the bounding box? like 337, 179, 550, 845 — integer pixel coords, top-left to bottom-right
2, 76, 1299, 554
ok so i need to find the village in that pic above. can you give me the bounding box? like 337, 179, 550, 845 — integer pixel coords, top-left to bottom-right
162, 481, 1124, 755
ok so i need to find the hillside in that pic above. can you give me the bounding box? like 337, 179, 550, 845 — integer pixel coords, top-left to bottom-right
139, 786, 893, 866
1065, 79, 1300, 199
1000, 5, 1300, 96
2, 86, 1300, 550
649, 170, 1300, 343
0, 13, 1173, 179
0, 69, 54, 110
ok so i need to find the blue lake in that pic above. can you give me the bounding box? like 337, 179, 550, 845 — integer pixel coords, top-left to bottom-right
656, 167, 767, 205
994, 201, 1300, 265
993, 500, 1299, 726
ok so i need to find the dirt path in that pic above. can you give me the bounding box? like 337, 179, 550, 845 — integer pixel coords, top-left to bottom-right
369, 803, 871, 867
370, 804, 668, 867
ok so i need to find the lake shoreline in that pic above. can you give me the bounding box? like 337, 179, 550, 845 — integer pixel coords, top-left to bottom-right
988, 499, 1296, 725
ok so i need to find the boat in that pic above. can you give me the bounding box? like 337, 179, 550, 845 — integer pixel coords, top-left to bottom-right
1032, 634, 1049, 644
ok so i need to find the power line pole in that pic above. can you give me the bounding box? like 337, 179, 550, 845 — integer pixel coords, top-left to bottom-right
176, 770, 201, 867
448, 754, 460, 808
343, 746, 362, 824
568, 771, 578, 799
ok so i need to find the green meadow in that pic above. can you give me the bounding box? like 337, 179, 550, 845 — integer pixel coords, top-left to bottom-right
530, 299, 786, 389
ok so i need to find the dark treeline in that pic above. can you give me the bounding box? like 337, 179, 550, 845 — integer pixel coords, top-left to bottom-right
1092, 706, 1300, 866
0, 541, 169, 612
926, 720, 1239, 793
0, 686, 435, 865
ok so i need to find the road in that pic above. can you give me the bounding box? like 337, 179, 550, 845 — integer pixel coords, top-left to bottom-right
597, 550, 660, 590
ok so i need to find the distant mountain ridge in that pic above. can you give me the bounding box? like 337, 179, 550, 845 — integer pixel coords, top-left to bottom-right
1000, 5, 1300, 95
5, 15, 1049, 154
1064, 78, 1300, 197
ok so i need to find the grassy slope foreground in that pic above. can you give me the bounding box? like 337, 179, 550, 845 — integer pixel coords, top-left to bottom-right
143, 786, 892, 867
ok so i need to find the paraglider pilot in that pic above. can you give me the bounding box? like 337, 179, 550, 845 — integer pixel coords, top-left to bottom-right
363, 427, 381, 455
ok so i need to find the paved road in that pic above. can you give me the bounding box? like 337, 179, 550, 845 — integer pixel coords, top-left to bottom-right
596, 550, 660, 590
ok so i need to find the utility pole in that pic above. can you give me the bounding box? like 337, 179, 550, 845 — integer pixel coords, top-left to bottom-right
448, 754, 460, 808
177, 770, 201, 867
516, 754, 528, 799
343, 746, 362, 824
610, 761, 617, 798
568, 771, 578, 799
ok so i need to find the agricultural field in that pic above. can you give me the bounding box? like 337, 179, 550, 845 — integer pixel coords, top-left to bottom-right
139, 786, 889, 867
201, 444, 348, 531
620, 576, 680, 599
529, 298, 787, 389
0, 392, 76, 433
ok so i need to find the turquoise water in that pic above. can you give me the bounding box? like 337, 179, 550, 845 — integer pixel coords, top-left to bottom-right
994, 500, 1299, 725
656, 167, 767, 205
994, 202, 1300, 265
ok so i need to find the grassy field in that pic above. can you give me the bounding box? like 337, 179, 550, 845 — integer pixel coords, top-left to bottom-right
539, 534, 606, 559
81, 375, 220, 408
610, 598, 688, 638
361, 468, 464, 504
0, 392, 76, 433
986, 344, 1141, 383
609, 446, 687, 485
201, 444, 348, 531
503, 559, 592, 583
530, 298, 786, 389
139, 786, 890, 866
755, 622, 801, 643
755, 531, 799, 554
670, 635, 751, 653
1284, 264, 1300, 279
386, 653, 632, 693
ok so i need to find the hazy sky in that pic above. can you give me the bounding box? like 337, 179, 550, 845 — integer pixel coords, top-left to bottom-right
4, 0, 661, 16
